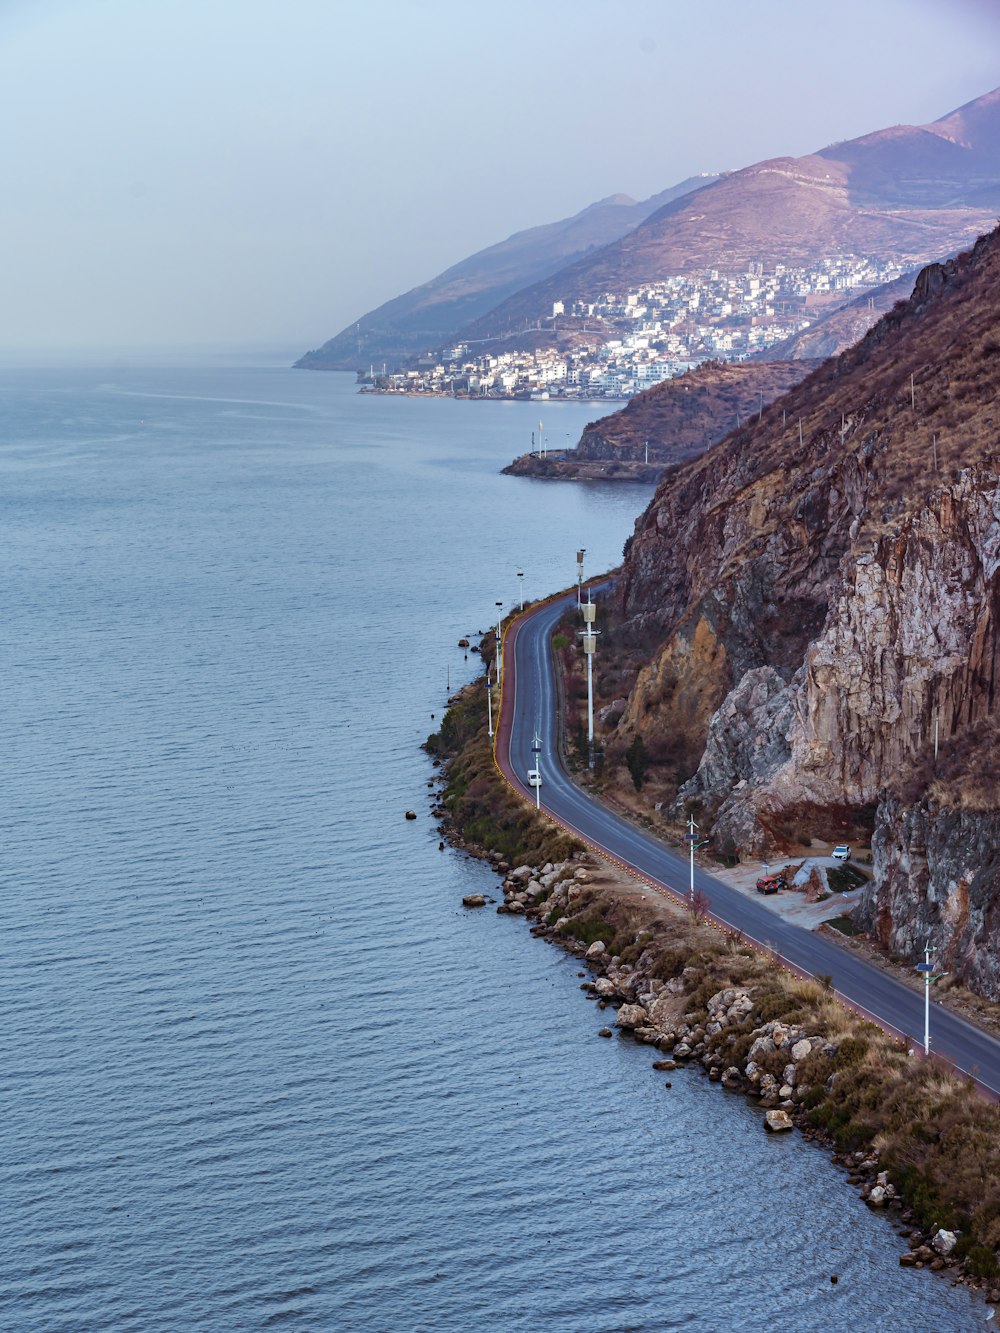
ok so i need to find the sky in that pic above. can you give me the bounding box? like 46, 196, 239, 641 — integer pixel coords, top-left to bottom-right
0, 0, 998, 358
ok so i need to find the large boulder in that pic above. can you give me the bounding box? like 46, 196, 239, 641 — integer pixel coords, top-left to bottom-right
932, 1229, 958, 1257
764, 1109, 794, 1133
614, 1003, 648, 1029
586, 940, 607, 960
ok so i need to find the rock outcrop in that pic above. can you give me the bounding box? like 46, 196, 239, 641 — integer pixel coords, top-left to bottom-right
611, 221, 1000, 990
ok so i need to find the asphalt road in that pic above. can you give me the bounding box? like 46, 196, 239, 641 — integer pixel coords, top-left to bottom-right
496, 591, 1000, 1098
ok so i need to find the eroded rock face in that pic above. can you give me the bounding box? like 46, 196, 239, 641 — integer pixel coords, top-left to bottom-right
674, 665, 796, 851
856, 796, 1000, 998
611, 229, 1000, 991
662, 468, 1000, 854
780, 474, 1000, 808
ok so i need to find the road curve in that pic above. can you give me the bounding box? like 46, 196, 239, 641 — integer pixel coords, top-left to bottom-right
494, 589, 1000, 1098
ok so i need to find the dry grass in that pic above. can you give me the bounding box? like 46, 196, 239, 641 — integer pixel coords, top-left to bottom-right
576, 359, 819, 466
548, 877, 1000, 1277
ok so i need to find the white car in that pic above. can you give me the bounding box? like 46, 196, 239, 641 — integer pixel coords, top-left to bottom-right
527, 768, 542, 787
832, 844, 851, 861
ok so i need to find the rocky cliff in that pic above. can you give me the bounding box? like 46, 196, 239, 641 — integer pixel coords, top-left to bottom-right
503, 360, 818, 483
611, 223, 1000, 995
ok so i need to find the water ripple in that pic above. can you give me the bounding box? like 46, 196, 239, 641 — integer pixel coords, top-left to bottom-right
0, 366, 978, 1332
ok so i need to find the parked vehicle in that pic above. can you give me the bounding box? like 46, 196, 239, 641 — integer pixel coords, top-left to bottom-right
756, 874, 786, 895
527, 768, 542, 787
833, 844, 851, 861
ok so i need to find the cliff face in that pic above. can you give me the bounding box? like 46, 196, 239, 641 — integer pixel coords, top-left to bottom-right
575, 360, 818, 465
613, 223, 1000, 991
858, 797, 1000, 998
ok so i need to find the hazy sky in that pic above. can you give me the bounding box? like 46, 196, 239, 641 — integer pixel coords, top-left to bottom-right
1, 0, 999, 357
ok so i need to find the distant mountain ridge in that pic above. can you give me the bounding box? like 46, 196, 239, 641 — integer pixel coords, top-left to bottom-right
297, 85, 1000, 374
295, 176, 719, 371
455, 87, 1000, 346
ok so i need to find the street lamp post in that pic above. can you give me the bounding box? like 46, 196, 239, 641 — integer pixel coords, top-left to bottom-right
495, 601, 503, 683
579, 596, 598, 768
684, 815, 708, 903
517, 568, 524, 611
487, 678, 493, 740
686, 814, 698, 902
576, 548, 586, 608
531, 731, 542, 810
915, 941, 948, 1055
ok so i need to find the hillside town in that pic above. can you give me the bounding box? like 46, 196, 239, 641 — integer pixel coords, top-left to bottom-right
358, 254, 905, 400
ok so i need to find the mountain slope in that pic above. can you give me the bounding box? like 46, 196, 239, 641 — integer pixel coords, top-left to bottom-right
503, 359, 819, 483
295, 177, 717, 370
454, 86, 1000, 345
604, 221, 1000, 995
751, 271, 916, 361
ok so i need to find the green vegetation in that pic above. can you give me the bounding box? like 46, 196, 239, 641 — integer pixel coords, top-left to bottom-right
430, 665, 1000, 1288
624, 735, 651, 790
427, 679, 581, 869
827, 863, 868, 893
544, 880, 1000, 1281
827, 915, 863, 937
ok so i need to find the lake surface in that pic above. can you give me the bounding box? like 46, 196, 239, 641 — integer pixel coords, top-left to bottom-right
0, 365, 981, 1330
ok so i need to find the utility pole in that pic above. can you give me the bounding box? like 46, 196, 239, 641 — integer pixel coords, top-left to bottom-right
495, 602, 503, 684
580, 596, 598, 768
915, 941, 947, 1055
686, 813, 698, 903
486, 678, 493, 740
576, 548, 586, 609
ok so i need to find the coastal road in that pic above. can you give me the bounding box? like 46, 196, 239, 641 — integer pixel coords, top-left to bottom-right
496, 590, 1000, 1098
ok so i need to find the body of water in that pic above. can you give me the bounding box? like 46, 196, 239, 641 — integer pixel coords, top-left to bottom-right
0, 365, 981, 1330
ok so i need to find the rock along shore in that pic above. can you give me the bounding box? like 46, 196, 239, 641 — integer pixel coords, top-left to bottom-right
425, 678, 1000, 1305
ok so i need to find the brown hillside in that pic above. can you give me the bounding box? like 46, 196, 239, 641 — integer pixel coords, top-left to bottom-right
502, 361, 818, 483
459, 87, 1000, 345
296, 177, 717, 370
594, 222, 1000, 993
573, 360, 821, 465
756, 272, 916, 361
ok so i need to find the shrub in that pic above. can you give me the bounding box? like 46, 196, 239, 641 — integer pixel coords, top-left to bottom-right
560, 915, 615, 947
625, 735, 651, 790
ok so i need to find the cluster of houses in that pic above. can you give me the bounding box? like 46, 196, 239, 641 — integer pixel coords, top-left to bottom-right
359, 255, 905, 401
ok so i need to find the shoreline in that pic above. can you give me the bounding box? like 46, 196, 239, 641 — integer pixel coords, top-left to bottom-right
501, 451, 664, 484
426, 673, 1000, 1307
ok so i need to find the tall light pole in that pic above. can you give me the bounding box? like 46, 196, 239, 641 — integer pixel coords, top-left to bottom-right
580, 595, 598, 768
486, 678, 493, 740
517, 568, 524, 611
576, 548, 586, 608
531, 731, 542, 810
495, 601, 503, 683
915, 941, 948, 1055
685, 813, 700, 903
